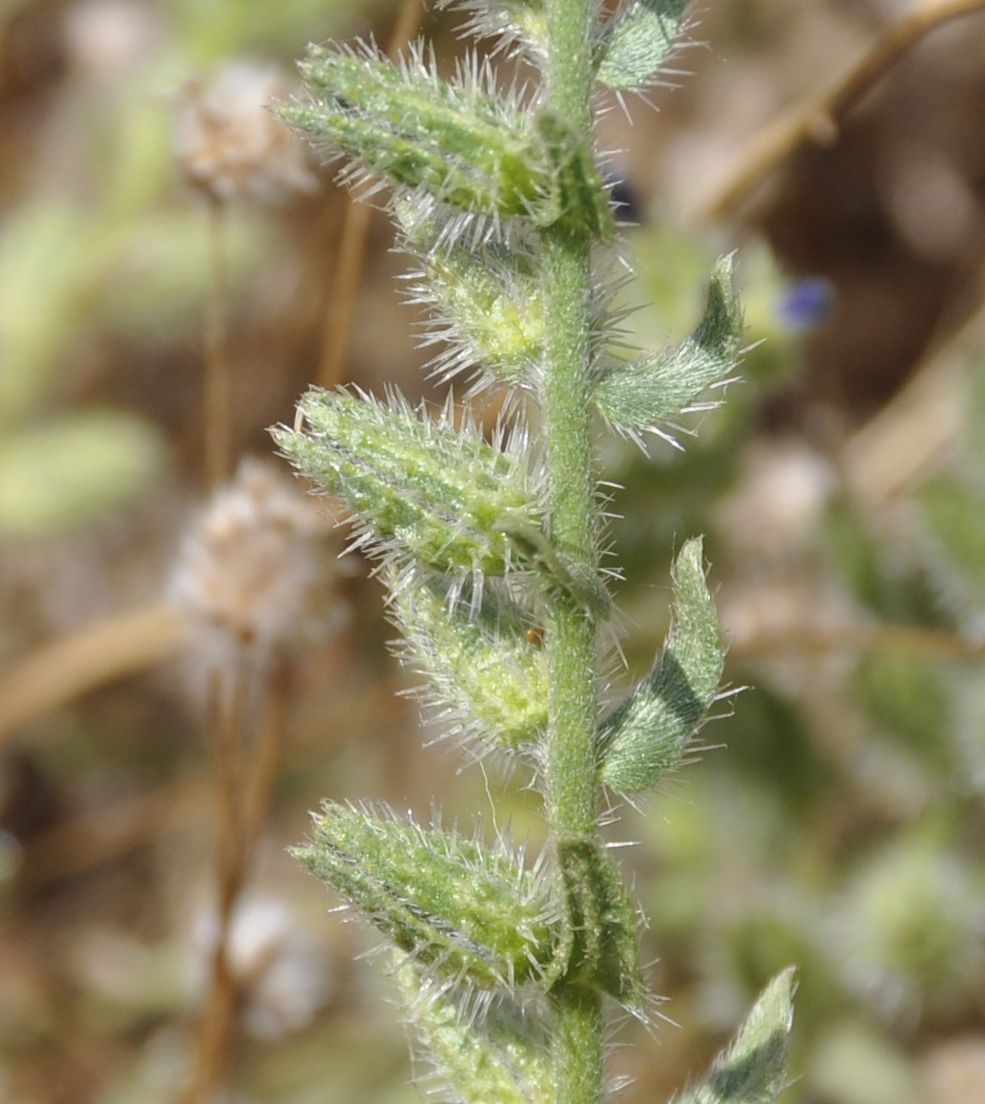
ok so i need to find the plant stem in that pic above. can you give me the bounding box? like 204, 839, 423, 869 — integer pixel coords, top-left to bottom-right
204, 195, 232, 487
318, 0, 424, 388
541, 0, 604, 1094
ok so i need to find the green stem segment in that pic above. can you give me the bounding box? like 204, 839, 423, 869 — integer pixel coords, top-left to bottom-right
541, 0, 604, 1094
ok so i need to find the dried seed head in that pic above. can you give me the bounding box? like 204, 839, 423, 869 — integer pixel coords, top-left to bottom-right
168, 458, 345, 666
175, 61, 318, 203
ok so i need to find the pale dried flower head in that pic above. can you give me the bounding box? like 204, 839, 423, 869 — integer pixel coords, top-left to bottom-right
169, 458, 345, 665
175, 61, 317, 203
63, 0, 157, 80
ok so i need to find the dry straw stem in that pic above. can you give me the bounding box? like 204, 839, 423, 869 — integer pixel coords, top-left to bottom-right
204, 194, 233, 487
732, 623, 985, 664
183, 659, 295, 1103
0, 602, 187, 747
318, 0, 425, 388
703, 0, 985, 221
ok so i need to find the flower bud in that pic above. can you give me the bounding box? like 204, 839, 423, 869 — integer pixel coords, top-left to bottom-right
389, 575, 549, 752
273, 387, 545, 580
396, 960, 551, 1104
295, 804, 559, 988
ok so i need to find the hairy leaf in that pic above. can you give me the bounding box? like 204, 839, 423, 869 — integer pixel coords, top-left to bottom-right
595, 0, 688, 93
672, 969, 796, 1104
598, 537, 723, 793
593, 256, 741, 445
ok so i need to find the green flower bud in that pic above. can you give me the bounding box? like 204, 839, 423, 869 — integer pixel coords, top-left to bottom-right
598, 537, 724, 793
295, 803, 559, 987
671, 968, 796, 1104
282, 43, 554, 222
593, 256, 741, 447
397, 960, 551, 1104
389, 575, 549, 752
273, 387, 545, 579
450, 0, 550, 63
394, 199, 544, 390
595, 0, 688, 93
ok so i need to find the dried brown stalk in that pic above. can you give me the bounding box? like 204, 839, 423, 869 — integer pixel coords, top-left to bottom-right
703, 0, 985, 221
182, 659, 294, 1104
317, 0, 425, 388
204, 195, 233, 486
0, 603, 187, 747
732, 622, 985, 663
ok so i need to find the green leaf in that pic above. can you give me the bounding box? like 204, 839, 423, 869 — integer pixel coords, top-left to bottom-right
388, 574, 549, 752
535, 112, 614, 241
295, 803, 559, 988
0, 411, 165, 537
282, 42, 555, 222
595, 0, 688, 93
273, 387, 544, 579
555, 832, 645, 1012
593, 256, 742, 445
672, 968, 796, 1104
396, 959, 551, 1104
598, 537, 724, 793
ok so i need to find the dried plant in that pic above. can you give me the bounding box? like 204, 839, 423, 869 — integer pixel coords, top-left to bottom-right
274, 1, 795, 1100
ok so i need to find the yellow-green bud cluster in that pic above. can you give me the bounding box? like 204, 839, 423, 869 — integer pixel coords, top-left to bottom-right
396, 203, 544, 390
389, 576, 549, 753
397, 961, 552, 1104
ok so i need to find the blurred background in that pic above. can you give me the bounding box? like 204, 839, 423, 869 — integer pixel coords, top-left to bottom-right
2, 0, 985, 1101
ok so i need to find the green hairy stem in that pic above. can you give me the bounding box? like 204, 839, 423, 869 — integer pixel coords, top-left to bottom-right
540, 0, 606, 1093
275, 0, 796, 1100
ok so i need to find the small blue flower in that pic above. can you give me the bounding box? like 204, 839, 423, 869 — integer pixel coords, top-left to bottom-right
778, 276, 834, 332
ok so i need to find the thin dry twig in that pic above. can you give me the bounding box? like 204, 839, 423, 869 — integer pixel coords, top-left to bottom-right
317, 0, 425, 388
0, 603, 188, 747
703, 0, 985, 221
732, 622, 985, 663
204, 195, 233, 486
182, 658, 295, 1104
